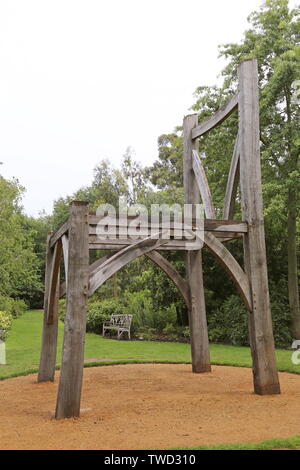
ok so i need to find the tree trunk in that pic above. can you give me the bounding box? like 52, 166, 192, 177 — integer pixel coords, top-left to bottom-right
288, 187, 300, 339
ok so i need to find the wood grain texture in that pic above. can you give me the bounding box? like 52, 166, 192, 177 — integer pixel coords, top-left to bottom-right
203, 232, 252, 312
88, 219, 247, 236
192, 150, 215, 218
88, 236, 168, 296
223, 135, 240, 220
55, 201, 90, 419
191, 93, 239, 139
238, 59, 280, 395
49, 220, 69, 248
183, 114, 211, 373
38, 234, 59, 383
61, 235, 69, 289
47, 240, 62, 324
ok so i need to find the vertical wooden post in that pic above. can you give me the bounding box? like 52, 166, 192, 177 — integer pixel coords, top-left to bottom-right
55, 201, 90, 418
183, 114, 211, 373
38, 234, 60, 382
238, 59, 280, 395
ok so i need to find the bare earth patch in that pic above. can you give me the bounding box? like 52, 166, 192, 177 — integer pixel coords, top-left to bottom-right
0, 364, 300, 450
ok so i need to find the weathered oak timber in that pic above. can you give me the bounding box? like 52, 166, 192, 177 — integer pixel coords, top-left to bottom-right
47, 240, 62, 324
55, 202, 90, 419
61, 234, 69, 288
38, 58, 281, 419
203, 232, 252, 311
223, 135, 240, 220
49, 220, 69, 248
184, 113, 211, 373
192, 150, 215, 218
59, 253, 114, 298
191, 93, 239, 139
38, 234, 59, 383
238, 59, 280, 395
88, 236, 168, 296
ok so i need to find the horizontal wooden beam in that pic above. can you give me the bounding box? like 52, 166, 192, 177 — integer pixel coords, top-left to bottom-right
88, 218, 247, 233
88, 238, 196, 251
191, 93, 239, 140
204, 219, 247, 232
88, 220, 247, 251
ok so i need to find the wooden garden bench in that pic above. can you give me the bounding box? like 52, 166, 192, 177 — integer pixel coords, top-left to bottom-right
102, 314, 133, 340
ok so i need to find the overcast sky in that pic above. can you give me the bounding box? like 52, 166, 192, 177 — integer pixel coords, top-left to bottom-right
0, 0, 296, 217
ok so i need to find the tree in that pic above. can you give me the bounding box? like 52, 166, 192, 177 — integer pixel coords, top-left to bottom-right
0, 176, 43, 306
146, 0, 299, 341
219, 0, 300, 337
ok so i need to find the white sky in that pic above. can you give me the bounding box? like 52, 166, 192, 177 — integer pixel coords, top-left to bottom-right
0, 0, 296, 217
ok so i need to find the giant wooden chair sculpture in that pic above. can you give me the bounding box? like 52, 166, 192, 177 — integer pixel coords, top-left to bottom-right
38, 59, 280, 419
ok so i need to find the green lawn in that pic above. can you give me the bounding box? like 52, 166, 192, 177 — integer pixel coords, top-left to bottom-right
1, 309, 299, 380
2, 310, 300, 450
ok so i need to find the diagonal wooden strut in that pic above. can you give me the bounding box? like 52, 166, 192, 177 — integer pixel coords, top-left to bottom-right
61, 234, 69, 289
47, 239, 62, 324
192, 150, 215, 219
223, 135, 240, 220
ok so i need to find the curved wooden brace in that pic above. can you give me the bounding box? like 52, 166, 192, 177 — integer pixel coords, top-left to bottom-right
223, 135, 240, 220
203, 232, 252, 312
59, 252, 114, 298
88, 236, 168, 296
89, 253, 115, 277
192, 93, 239, 140
192, 150, 215, 218
145, 251, 191, 310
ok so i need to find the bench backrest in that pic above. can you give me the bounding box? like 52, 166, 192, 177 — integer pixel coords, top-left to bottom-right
110, 314, 133, 328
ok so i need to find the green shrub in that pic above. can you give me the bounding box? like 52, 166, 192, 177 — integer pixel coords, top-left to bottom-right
208, 289, 292, 348
162, 323, 190, 341
135, 326, 157, 341
86, 299, 126, 334
58, 297, 127, 334
149, 306, 177, 332
123, 290, 153, 333
208, 295, 249, 346
123, 290, 178, 333
0, 296, 27, 318
0, 311, 13, 341
269, 281, 292, 348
